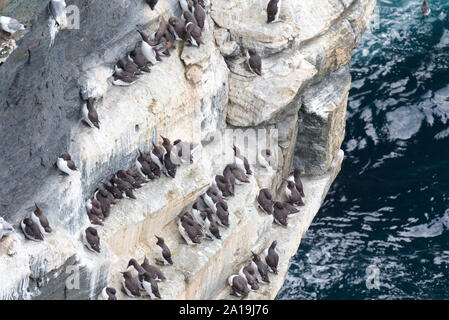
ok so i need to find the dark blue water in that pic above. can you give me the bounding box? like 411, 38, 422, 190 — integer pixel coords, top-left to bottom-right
278, 0, 449, 299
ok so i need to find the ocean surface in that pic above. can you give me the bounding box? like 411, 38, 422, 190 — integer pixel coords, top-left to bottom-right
278, 0, 449, 299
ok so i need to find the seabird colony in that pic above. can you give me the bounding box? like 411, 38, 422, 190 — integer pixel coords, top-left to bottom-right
0, 0, 309, 300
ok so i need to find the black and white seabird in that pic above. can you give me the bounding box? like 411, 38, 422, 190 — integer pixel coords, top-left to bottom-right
142, 256, 166, 281
168, 17, 187, 41
104, 181, 123, 200
264, 240, 279, 274
212, 175, 232, 198
233, 146, 252, 176
276, 201, 299, 215
146, 0, 159, 10
112, 71, 138, 86
156, 39, 174, 58
111, 176, 136, 200
117, 170, 142, 189
183, 10, 198, 27
101, 287, 117, 300
173, 140, 197, 165
285, 180, 304, 206
115, 58, 143, 76
272, 201, 289, 227
192, 0, 206, 30
31, 203, 52, 234
267, 0, 282, 23
289, 168, 305, 197
94, 187, 111, 218
257, 188, 274, 215
48, 0, 67, 47
228, 274, 249, 297
202, 209, 221, 240
225, 164, 249, 184
215, 200, 230, 228
81, 97, 100, 129
57, 153, 78, 175
239, 265, 259, 291
222, 166, 236, 195
21, 218, 43, 241
154, 18, 169, 43
421, 0, 431, 16
150, 143, 165, 171
251, 252, 270, 284
163, 145, 178, 178
0, 16, 26, 35
148, 159, 162, 178
246, 48, 262, 76
83, 227, 101, 253
138, 30, 159, 65
141, 273, 162, 299
155, 236, 173, 266
128, 49, 151, 73
259, 149, 273, 169
126, 258, 148, 289
136, 151, 155, 181
178, 214, 203, 245
86, 198, 104, 220
185, 21, 203, 47
202, 187, 220, 213
87, 209, 104, 226
121, 271, 141, 298
0, 217, 15, 240
127, 258, 147, 277
191, 202, 205, 227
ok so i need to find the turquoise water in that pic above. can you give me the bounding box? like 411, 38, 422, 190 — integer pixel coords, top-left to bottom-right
278, 0, 449, 299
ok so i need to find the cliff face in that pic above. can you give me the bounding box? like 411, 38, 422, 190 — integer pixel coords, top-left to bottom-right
0, 0, 375, 299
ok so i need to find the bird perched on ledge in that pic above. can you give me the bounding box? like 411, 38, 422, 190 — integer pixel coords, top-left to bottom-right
246, 48, 262, 76
21, 218, 43, 241
57, 153, 78, 175
228, 274, 249, 297
267, 0, 282, 23
31, 203, 52, 234
81, 97, 100, 129
101, 287, 117, 300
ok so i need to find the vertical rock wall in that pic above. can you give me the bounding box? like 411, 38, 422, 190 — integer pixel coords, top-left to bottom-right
0, 0, 375, 299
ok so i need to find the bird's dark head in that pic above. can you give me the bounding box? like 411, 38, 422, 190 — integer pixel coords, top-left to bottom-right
34, 203, 42, 215
86, 227, 98, 236
248, 48, 257, 56
60, 153, 71, 160
251, 251, 260, 262
127, 258, 138, 269
155, 235, 164, 245
106, 287, 116, 295
168, 17, 178, 26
